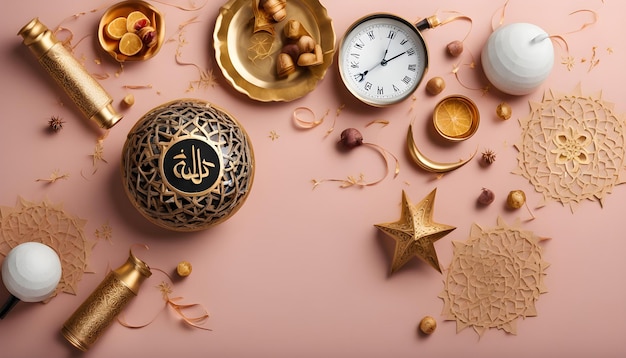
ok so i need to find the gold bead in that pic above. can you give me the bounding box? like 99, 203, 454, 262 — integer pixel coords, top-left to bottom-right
122, 94, 135, 107
496, 102, 512, 120
176, 261, 192, 277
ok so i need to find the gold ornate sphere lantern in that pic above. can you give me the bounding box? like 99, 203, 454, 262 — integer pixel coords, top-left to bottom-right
121, 99, 254, 231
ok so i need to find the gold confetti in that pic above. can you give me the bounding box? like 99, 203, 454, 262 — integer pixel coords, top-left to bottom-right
365, 119, 389, 127
90, 132, 109, 174
36, 170, 69, 183
94, 222, 113, 244
561, 56, 575, 71
269, 130, 279, 140
157, 281, 173, 300
123, 84, 153, 89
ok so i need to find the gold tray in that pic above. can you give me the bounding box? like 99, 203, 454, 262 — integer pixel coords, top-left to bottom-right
214, 0, 335, 102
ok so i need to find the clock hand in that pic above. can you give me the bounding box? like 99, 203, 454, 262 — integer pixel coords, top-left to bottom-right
355, 49, 406, 82
381, 51, 407, 66
382, 37, 393, 61
355, 62, 382, 82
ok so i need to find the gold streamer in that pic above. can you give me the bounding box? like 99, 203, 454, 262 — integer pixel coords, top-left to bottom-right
118, 268, 211, 331
148, 0, 209, 11
434, 10, 473, 42
491, 0, 510, 31
292, 107, 327, 129
565, 9, 598, 34
312, 140, 399, 189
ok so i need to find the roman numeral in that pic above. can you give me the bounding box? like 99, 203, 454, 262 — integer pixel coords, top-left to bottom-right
367, 31, 375, 40
408, 64, 416, 72
387, 31, 396, 40
407, 47, 416, 56
365, 82, 372, 91
402, 76, 411, 84
377, 86, 384, 95
354, 40, 364, 50
350, 61, 359, 68
393, 84, 399, 92
400, 38, 408, 45
351, 53, 360, 59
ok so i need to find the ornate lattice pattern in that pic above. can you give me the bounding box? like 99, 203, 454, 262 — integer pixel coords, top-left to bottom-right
439, 217, 549, 337
514, 85, 626, 212
0, 198, 93, 300
122, 99, 254, 231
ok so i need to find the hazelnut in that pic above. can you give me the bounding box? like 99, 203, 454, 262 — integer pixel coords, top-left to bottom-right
277, 52, 296, 77
284, 19, 307, 40
297, 44, 323, 66
297, 35, 316, 54
281, 43, 301, 62
477, 188, 495, 206
419, 316, 437, 335
425, 76, 445, 95
446, 40, 463, 57
339, 128, 363, 149
261, 0, 286, 22
176, 261, 192, 277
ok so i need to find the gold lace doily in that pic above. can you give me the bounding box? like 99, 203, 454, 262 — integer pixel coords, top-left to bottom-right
439, 217, 549, 337
514, 85, 626, 212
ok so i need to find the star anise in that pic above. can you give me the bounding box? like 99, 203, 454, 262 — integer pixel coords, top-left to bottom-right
482, 149, 496, 165
48, 116, 65, 132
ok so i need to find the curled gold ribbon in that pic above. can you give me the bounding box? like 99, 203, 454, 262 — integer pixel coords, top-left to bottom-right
292, 106, 328, 129
118, 267, 211, 331
312, 140, 399, 189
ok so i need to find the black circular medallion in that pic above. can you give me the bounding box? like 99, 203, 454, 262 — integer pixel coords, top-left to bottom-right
161, 137, 222, 195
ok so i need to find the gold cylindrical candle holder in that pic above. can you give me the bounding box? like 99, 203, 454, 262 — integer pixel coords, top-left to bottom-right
18, 18, 122, 129
61, 250, 151, 351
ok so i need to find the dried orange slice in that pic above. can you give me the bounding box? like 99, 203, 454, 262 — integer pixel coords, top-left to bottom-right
433, 96, 479, 141
105, 17, 127, 40
119, 33, 143, 56
126, 11, 150, 32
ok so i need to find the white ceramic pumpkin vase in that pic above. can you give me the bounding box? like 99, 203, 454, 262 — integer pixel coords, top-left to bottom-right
481, 22, 554, 95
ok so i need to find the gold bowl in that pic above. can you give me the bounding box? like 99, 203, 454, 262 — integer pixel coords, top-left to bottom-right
432, 95, 480, 142
98, 0, 165, 62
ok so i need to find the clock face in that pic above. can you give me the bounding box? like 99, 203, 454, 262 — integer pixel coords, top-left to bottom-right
338, 14, 428, 106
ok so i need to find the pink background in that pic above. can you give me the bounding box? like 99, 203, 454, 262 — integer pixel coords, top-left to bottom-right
1, 0, 625, 357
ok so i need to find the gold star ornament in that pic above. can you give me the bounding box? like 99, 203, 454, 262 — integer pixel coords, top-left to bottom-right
374, 189, 455, 274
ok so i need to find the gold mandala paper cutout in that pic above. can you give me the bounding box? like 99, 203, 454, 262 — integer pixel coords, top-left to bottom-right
514, 85, 626, 212
0, 198, 94, 300
439, 217, 549, 337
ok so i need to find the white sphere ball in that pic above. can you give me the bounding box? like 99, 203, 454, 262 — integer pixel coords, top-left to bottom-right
2, 242, 62, 302
481, 23, 554, 95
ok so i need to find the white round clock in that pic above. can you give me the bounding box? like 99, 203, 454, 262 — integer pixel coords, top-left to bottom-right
338, 13, 432, 107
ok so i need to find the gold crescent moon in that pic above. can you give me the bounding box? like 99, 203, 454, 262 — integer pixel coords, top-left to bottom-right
406, 124, 477, 173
